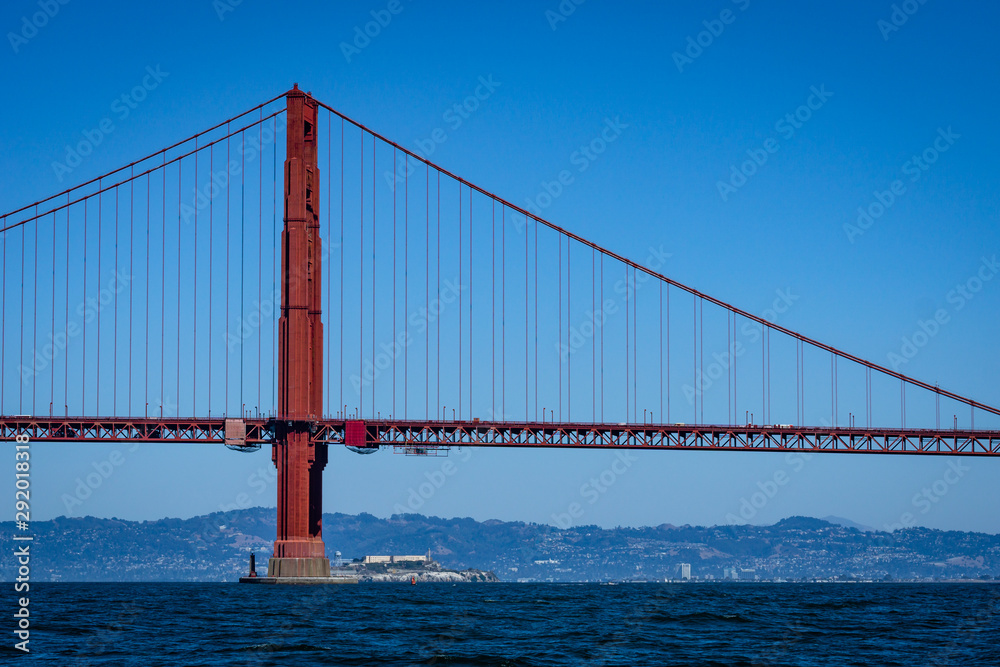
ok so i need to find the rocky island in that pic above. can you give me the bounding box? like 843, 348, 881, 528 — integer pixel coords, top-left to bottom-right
338, 559, 499, 583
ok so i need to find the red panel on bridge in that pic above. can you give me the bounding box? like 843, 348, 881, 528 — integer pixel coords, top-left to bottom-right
345, 420, 368, 447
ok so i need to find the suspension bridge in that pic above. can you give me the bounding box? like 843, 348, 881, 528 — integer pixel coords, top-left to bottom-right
2, 86, 998, 578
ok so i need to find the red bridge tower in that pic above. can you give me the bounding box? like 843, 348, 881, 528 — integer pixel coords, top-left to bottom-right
268, 85, 329, 578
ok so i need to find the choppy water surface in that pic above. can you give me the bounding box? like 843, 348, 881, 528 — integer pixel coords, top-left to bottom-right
8, 582, 1000, 665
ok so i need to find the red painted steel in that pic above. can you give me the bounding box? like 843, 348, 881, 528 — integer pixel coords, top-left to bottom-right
271, 86, 328, 573
5, 416, 1000, 457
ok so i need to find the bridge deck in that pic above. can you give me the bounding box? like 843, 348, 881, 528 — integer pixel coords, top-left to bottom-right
3, 417, 999, 456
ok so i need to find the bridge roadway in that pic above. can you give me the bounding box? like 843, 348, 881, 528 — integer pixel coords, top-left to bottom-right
2, 416, 1000, 456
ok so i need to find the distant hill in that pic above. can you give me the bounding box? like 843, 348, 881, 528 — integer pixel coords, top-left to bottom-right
822, 515, 876, 532
3, 510, 1000, 582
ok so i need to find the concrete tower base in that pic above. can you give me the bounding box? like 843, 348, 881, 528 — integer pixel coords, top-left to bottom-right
267, 557, 331, 578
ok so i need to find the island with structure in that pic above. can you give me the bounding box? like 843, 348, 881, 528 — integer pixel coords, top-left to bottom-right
335, 551, 499, 583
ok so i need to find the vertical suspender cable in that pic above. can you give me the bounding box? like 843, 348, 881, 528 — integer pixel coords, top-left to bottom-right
732, 312, 739, 424
458, 184, 462, 419
425, 161, 428, 419
19, 213, 26, 414
129, 168, 134, 415
492, 198, 495, 415
225, 126, 230, 414
208, 141, 213, 414
327, 110, 331, 416
51, 210, 56, 415
177, 160, 182, 414
469, 183, 476, 418
241, 130, 245, 414
626, 265, 630, 423
469, 183, 473, 418
689, 294, 697, 424
33, 204, 38, 413
258, 112, 263, 413
392, 149, 396, 417
437, 171, 440, 417
341, 117, 345, 417
698, 299, 702, 424
65, 200, 70, 414
666, 284, 670, 423
193, 140, 203, 415
524, 209, 530, 421
726, 310, 736, 424
146, 173, 150, 416
371, 138, 375, 415
113, 185, 117, 415
161, 157, 165, 416
274, 116, 279, 413
831, 355, 837, 426
64, 206, 75, 411
760, 327, 767, 424
359, 131, 364, 416
1, 214, 5, 413
193, 143, 198, 414
404, 156, 408, 419
768, 327, 772, 424
96, 191, 101, 415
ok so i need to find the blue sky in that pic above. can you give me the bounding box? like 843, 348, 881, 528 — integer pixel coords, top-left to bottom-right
2, 0, 1000, 536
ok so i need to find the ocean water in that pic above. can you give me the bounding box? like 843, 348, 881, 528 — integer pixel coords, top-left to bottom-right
7, 582, 1000, 665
